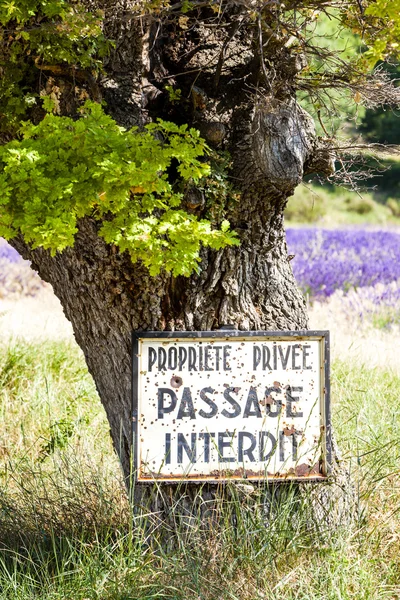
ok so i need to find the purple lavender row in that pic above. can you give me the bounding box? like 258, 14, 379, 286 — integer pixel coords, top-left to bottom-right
286, 228, 400, 298
343, 281, 400, 329
0, 238, 44, 299
0, 238, 21, 263
1, 230, 400, 303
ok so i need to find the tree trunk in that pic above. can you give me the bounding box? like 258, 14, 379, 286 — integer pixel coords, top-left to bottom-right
10, 206, 307, 482
9, 1, 350, 523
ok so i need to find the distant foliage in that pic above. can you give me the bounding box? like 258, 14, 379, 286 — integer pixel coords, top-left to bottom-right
298, 13, 364, 136
286, 228, 400, 298
285, 184, 395, 225
387, 198, 400, 217
0, 102, 238, 276
357, 57, 400, 151
343, 195, 375, 215
360, 105, 400, 146
284, 188, 327, 223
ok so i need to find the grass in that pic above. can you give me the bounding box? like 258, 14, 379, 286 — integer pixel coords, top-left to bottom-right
284, 183, 400, 226
1, 339, 400, 598
371, 306, 400, 330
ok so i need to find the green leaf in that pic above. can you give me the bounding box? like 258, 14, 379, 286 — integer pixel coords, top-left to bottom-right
0, 101, 240, 276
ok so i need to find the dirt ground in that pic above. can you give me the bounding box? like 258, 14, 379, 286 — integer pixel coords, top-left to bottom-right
0, 285, 74, 340
0, 284, 398, 374
308, 294, 399, 374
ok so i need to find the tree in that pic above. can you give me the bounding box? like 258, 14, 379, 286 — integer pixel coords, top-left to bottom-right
1, 0, 399, 488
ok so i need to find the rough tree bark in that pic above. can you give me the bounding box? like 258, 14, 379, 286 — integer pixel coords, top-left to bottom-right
9, 1, 348, 517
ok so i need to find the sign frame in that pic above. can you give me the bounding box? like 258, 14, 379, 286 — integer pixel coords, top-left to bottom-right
131, 330, 331, 484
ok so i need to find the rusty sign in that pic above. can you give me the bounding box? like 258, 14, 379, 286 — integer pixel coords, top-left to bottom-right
132, 330, 331, 483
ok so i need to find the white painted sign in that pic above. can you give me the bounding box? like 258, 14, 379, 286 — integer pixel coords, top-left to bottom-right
132, 331, 330, 482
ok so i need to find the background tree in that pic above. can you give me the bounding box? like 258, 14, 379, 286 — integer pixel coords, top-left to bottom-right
0, 0, 399, 487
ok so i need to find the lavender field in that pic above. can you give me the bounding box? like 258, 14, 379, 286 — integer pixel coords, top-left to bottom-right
0, 229, 399, 331
287, 228, 400, 330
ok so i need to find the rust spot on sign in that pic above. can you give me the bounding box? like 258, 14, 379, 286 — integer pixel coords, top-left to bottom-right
283, 426, 296, 436
261, 395, 274, 406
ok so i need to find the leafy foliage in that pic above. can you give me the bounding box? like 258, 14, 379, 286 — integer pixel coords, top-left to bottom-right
0, 0, 109, 132
363, 0, 400, 65
1, 0, 400, 277
0, 101, 238, 276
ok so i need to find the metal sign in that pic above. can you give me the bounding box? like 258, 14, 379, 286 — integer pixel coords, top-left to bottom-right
132, 330, 330, 482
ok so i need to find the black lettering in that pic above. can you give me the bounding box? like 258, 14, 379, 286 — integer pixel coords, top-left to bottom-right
273, 344, 277, 370
253, 346, 261, 370
259, 431, 277, 461
265, 385, 282, 417
148, 347, 157, 372
165, 433, 171, 465
221, 388, 241, 419
158, 347, 167, 372
168, 347, 177, 370
223, 346, 231, 371
243, 387, 261, 418
286, 386, 303, 418
278, 345, 291, 370
157, 388, 177, 419
222, 387, 241, 418
303, 345, 312, 369
218, 431, 235, 462
238, 432, 256, 462
263, 346, 272, 370
291, 344, 301, 370
215, 347, 222, 371
204, 345, 213, 371
188, 347, 197, 371
178, 347, 187, 371
199, 432, 214, 463
177, 432, 196, 464
199, 387, 218, 418
177, 387, 196, 419
199, 346, 204, 371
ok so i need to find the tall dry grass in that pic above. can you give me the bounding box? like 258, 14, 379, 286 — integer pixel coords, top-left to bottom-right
0, 338, 399, 598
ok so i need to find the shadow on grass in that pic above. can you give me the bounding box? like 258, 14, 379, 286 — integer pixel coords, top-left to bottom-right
0, 453, 358, 600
